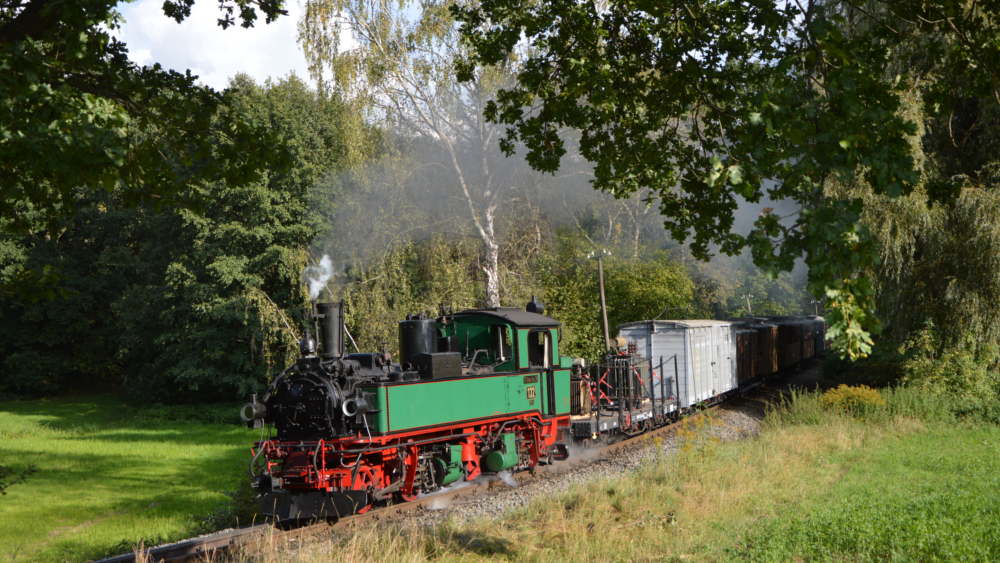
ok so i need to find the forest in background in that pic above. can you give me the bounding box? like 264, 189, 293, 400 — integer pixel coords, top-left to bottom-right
0, 71, 810, 402
3, 0, 1000, 409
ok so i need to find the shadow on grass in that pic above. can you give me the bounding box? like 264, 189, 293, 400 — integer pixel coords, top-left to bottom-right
0, 396, 258, 563
0, 395, 243, 431
435, 530, 516, 558
4, 447, 255, 561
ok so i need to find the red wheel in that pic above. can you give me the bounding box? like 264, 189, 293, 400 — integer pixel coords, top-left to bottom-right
395, 490, 419, 503
352, 468, 375, 514
394, 445, 419, 503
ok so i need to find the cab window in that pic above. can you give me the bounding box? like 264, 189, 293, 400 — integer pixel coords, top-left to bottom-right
527, 329, 551, 368
490, 325, 513, 362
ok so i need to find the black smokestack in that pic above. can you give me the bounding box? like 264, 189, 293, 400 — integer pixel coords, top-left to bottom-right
316, 301, 344, 358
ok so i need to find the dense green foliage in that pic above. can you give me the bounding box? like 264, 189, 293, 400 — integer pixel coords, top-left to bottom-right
2, 64, 802, 400
824, 321, 1000, 415
0, 0, 286, 235
807, 9, 1000, 394
0, 76, 361, 401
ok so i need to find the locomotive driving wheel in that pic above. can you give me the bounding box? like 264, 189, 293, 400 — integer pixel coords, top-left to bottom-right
352, 468, 375, 514
395, 489, 419, 503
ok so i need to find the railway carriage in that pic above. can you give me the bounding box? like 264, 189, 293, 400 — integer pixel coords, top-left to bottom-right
616, 320, 739, 407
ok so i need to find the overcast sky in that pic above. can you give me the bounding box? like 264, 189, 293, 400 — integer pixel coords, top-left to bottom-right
115, 0, 313, 90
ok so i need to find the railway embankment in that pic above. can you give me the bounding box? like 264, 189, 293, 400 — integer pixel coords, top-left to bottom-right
230, 365, 1000, 563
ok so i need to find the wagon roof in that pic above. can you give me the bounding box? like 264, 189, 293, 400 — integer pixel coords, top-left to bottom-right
617, 319, 732, 330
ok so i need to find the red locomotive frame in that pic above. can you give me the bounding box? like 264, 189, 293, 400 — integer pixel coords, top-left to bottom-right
252, 411, 568, 514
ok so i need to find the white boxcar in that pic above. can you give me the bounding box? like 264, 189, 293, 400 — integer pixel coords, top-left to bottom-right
617, 320, 738, 408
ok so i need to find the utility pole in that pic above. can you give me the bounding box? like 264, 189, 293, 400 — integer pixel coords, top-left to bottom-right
810, 300, 821, 315
588, 250, 612, 351
742, 293, 754, 315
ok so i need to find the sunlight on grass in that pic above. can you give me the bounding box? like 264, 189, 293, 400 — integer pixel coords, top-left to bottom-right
0, 396, 258, 563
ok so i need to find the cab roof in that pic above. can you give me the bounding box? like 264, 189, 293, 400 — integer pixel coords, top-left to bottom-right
453, 307, 560, 328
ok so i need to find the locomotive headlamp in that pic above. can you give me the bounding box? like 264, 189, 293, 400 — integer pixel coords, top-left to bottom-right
342, 397, 369, 418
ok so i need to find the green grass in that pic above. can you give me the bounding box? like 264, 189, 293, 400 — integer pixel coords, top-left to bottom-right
0, 395, 259, 563
733, 423, 1000, 562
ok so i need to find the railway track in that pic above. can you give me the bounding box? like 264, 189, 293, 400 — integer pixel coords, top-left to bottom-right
94, 402, 729, 563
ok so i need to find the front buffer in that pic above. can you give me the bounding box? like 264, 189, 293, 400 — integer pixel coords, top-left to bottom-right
257, 489, 368, 522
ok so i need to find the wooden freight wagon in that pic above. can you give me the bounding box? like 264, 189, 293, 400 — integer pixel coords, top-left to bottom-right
750, 322, 778, 375
801, 319, 816, 360
755, 317, 802, 368
732, 318, 779, 376
732, 322, 756, 385
807, 315, 826, 355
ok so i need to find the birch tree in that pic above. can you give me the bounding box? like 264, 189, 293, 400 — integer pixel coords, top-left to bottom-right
298, 0, 518, 306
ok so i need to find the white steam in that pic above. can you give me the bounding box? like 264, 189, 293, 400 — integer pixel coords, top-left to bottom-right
425, 495, 451, 510
303, 255, 335, 301
498, 471, 519, 488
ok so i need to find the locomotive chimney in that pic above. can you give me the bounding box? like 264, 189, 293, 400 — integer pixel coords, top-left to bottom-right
316, 301, 345, 358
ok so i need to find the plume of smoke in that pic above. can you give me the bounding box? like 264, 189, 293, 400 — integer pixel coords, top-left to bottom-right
303, 254, 335, 301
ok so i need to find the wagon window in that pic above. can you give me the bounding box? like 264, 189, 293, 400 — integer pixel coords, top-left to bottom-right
527, 329, 551, 368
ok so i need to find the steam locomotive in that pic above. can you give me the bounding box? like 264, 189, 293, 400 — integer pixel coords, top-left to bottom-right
240, 300, 825, 522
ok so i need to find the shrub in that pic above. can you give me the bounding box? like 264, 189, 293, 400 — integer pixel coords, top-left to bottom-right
820, 384, 887, 416
898, 324, 999, 407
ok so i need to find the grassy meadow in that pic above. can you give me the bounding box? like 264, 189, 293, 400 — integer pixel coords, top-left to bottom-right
0, 396, 258, 563
234, 387, 1000, 563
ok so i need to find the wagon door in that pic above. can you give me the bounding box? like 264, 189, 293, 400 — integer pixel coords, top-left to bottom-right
692, 327, 710, 402
718, 325, 736, 393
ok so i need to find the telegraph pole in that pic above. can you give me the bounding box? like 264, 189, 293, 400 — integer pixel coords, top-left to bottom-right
588, 250, 612, 351
742, 293, 754, 315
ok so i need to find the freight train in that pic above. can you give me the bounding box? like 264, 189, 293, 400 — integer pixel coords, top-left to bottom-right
239, 300, 825, 522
